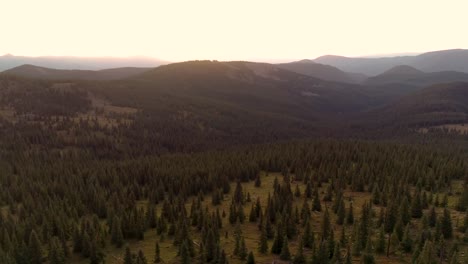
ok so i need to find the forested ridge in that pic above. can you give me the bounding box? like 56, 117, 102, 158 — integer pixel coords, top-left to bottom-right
0, 63, 467, 263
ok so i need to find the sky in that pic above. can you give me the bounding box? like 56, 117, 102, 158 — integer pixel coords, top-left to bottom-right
1, 0, 468, 62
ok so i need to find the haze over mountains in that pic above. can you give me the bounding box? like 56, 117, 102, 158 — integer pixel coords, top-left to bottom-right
2, 64, 151, 80
315, 49, 468, 75
0, 54, 166, 71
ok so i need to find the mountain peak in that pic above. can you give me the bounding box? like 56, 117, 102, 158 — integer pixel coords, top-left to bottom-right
295, 59, 316, 64
381, 65, 423, 75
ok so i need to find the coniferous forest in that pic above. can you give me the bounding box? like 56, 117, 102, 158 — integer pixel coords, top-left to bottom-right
0, 61, 467, 264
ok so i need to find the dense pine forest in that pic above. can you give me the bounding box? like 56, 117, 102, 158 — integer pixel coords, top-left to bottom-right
0, 63, 467, 264
0, 139, 467, 263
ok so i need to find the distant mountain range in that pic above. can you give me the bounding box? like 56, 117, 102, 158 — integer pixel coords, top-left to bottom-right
276, 60, 367, 84
1, 60, 467, 143
0, 54, 167, 71
315, 49, 468, 76
364, 65, 468, 87
2, 64, 151, 80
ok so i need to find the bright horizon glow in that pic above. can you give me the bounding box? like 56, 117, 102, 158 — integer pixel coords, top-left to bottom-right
1, 0, 467, 62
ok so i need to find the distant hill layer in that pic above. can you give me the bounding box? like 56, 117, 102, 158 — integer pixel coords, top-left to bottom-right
364, 65, 468, 86
2, 64, 152, 80
370, 82, 468, 127
0, 54, 166, 71
315, 49, 468, 75
276, 60, 366, 84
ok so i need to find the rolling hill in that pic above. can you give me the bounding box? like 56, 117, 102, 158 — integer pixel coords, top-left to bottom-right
370, 82, 468, 127
276, 59, 367, 83
2, 64, 152, 80
0, 61, 375, 155
315, 49, 468, 76
364, 65, 468, 86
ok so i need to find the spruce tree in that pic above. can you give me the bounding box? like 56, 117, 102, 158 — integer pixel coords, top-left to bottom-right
49, 237, 66, 264
292, 240, 306, 264
312, 186, 321, 212
302, 220, 314, 248
441, 207, 453, 239
153, 242, 161, 263
258, 225, 268, 254
361, 236, 375, 264
180, 241, 191, 264
124, 247, 133, 264
279, 235, 291, 261
346, 203, 354, 225
111, 216, 124, 248
136, 250, 147, 264
246, 251, 255, 264
411, 193, 423, 218
29, 230, 43, 264
375, 227, 386, 254
401, 225, 413, 253
239, 237, 248, 260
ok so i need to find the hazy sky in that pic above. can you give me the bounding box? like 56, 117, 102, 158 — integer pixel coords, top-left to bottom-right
2, 0, 467, 62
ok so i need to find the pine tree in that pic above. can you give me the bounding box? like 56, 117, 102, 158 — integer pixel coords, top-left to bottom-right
401, 225, 413, 253
234, 182, 244, 204
279, 235, 291, 261
302, 220, 314, 248
136, 250, 147, 264
153, 242, 161, 263
180, 241, 191, 264
111, 216, 124, 248
49, 237, 66, 264
312, 186, 321, 211
294, 184, 301, 198
411, 193, 423, 218
270, 227, 283, 254
246, 251, 255, 264
441, 207, 453, 239
239, 237, 248, 260
292, 240, 306, 264
89, 240, 104, 264
124, 247, 133, 264
254, 174, 261, 188
258, 225, 268, 254
321, 208, 331, 240
249, 205, 257, 222
428, 206, 437, 227
336, 199, 345, 225
345, 245, 352, 264
29, 230, 43, 264
305, 182, 312, 198
361, 236, 375, 264
456, 186, 468, 211
205, 230, 216, 262
416, 241, 435, 264
147, 204, 157, 228
376, 227, 386, 254
346, 203, 354, 225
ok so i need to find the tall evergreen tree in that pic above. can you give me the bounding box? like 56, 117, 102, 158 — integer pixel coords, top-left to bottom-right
29, 230, 43, 264
246, 251, 255, 264
279, 235, 291, 261
111, 216, 124, 248
441, 207, 453, 239
153, 242, 161, 263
